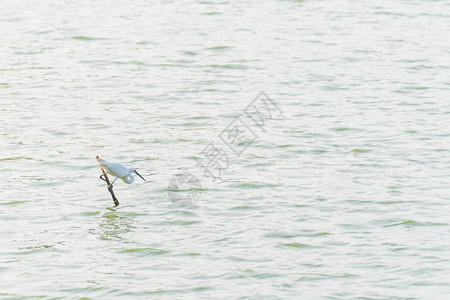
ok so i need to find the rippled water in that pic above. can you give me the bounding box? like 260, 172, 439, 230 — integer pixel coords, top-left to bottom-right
1, 0, 449, 299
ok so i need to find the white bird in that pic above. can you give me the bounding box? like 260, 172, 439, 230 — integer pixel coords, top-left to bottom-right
97, 157, 146, 190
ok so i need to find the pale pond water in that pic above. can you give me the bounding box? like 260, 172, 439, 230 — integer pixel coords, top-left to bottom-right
1, 0, 449, 299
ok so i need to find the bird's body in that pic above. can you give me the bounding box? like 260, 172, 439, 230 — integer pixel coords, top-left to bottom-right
98, 159, 135, 183
97, 157, 146, 187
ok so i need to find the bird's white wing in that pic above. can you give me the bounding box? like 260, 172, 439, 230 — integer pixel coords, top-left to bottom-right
98, 160, 129, 178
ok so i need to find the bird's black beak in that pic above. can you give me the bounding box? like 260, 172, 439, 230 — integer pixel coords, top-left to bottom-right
135, 170, 146, 181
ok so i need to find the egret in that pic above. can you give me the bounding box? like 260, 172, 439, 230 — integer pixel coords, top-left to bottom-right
97, 157, 146, 191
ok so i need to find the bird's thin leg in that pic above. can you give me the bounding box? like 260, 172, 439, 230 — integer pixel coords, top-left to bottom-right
108, 177, 119, 190
100, 174, 107, 182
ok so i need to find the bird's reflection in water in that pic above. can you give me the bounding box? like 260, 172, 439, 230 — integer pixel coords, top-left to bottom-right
98, 208, 135, 241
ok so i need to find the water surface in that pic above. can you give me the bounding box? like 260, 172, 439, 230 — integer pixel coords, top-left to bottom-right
1, 0, 449, 299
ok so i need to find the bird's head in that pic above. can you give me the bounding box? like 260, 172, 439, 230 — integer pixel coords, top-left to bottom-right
129, 167, 146, 181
